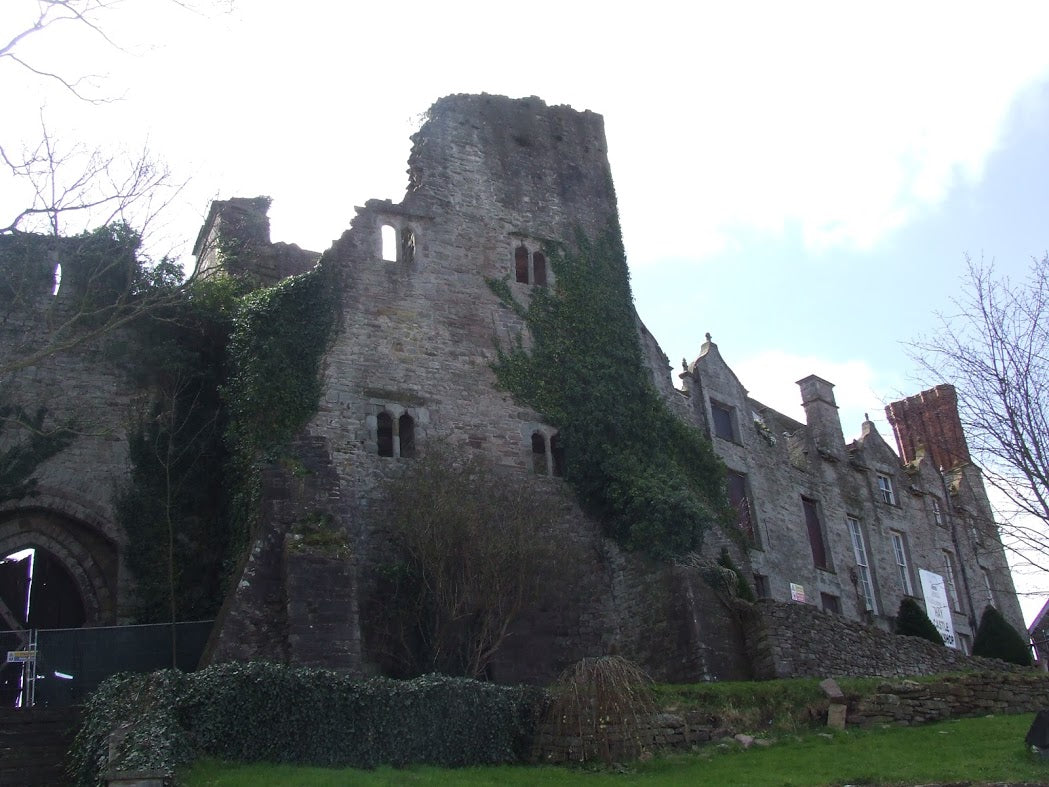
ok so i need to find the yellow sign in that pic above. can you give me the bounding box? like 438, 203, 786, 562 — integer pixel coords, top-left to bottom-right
5, 650, 36, 663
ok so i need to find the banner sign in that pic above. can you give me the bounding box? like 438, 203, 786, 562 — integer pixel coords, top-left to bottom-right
790, 583, 806, 603
919, 569, 958, 649
6, 650, 36, 663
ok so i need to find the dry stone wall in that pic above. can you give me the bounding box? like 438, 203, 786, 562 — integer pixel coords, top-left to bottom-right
746, 599, 1022, 679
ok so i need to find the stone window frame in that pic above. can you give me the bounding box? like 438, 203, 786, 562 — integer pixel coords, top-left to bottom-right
510, 238, 551, 288
876, 472, 896, 505
527, 424, 564, 477
890, 530, 914, 596
802, 495, 831, 571
368, 403, 426, 458
820, 592, 842, 615
930, 495, 944, 527
846, 515, 878, 614
379, 219, 418, 264
943, 550, 961, 611
726, 468, 758, 547
710, 399, 738, 443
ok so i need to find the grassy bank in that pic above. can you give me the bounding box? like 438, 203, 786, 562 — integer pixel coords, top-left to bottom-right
184, 712, 1045, 786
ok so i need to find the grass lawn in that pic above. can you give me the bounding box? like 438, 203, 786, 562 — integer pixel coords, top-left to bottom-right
183, 712, 1048, 786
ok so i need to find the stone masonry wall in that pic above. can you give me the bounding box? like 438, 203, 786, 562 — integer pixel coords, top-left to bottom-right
746, 599, 1022, 679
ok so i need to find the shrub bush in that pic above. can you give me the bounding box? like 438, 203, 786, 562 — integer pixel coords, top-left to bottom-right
544, 656, 656, 763
69, 662, 546, 785
972, 606, 1032, 666
895, 597, 944, 646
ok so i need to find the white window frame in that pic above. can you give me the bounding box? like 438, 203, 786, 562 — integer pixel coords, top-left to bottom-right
943, 551, 960, 611
891, 531, 913, 595
931, 496, 944, 526
982, 568, 995, 607
847, 516, 877, 614
877, 473, 896, 505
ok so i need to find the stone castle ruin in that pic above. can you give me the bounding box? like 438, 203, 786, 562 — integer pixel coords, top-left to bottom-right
0, 94, 1025, 690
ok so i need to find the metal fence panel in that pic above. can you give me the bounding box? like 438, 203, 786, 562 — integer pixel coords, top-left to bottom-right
3, 621, 213, 707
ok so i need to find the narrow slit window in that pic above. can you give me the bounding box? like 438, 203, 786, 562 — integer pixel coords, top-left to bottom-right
531, 432, 547, 474
52, 263, 62, 296
550, 433, 564, 477
515, 245, 530, 283
401, 228, 416, 264
377, 412, 394, 457
802, 496, 828, 570
399, 414, 416, 458
381, 224, 397, 262
532, 252, 547, 287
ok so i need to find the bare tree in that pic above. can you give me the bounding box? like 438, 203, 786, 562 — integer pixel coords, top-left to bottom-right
910, 255, 1049, 571
376, 447, 573, 679
0, 1, 232, 378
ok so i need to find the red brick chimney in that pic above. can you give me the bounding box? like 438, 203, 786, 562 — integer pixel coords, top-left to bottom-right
885, 384, 971, 470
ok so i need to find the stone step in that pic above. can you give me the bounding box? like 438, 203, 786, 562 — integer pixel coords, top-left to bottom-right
0, 707, 80, 787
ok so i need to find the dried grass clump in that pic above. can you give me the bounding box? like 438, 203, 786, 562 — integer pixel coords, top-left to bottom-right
547, 655, 657, 763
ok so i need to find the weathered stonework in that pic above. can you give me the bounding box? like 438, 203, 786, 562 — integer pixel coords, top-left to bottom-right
0, 93, 1028, 685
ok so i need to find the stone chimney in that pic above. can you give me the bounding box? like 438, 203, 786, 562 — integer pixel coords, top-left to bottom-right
797, 375, 845, 456
885, 384, 971, 470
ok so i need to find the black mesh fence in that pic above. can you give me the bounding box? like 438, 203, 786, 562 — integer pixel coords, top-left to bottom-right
1, 621, 213, 707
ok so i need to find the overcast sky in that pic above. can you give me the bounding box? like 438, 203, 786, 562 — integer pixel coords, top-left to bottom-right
6, 1, 1049, 618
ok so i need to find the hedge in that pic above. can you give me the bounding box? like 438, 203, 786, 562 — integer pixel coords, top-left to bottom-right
69, 662, 547, 786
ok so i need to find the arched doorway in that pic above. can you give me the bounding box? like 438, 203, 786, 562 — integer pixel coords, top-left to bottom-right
0, 509, 118, 706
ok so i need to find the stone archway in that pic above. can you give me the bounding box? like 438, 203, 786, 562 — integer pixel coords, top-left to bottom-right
0, 508, 119, 628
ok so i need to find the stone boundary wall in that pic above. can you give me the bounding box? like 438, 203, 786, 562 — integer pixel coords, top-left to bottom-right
746, 599, 1022, 679
533, 672, 1049, 762
849, 672, 1049, 727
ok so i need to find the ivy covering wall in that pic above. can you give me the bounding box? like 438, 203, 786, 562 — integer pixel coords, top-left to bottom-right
489, 227, 729, 559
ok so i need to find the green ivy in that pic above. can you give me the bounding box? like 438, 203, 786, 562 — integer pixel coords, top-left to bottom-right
0, 405, 76, 503
488, 227, 730, 559
222, 259, 339, 549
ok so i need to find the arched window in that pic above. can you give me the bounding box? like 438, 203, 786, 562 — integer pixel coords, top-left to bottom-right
515, 245, 530, 284
377, 412, 394, 457
399, 414, 416, 458
381, 224, 397, 262
401, 228, 416, 264
550, 433, 564, 477
531, 432, 547, 474
532, 252, 547, 287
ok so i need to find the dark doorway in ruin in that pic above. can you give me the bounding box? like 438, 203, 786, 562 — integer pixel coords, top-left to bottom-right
0, 548, 87, 706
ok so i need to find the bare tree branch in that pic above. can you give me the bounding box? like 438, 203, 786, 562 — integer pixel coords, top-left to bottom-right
910, 255, 1049, 568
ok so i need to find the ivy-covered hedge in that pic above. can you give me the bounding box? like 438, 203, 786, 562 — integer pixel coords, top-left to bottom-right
489, 228, 730, 558
69, 662, 545, 785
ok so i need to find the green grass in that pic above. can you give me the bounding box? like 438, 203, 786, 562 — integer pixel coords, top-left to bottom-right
183, 713, 1048, 786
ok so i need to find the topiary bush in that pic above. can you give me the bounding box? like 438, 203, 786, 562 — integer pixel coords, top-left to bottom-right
972, 605, 1032, 666
69, 662, 546, 785
895, 597, 944, 646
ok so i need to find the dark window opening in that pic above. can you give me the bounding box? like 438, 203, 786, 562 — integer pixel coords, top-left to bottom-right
550, 433, 564, 477
399, 414, 415, 458
377, 412, 394, 457
803, 496, 828, 569
754, 574, 770, 599
531, 432, 547, 474
515, 245, 529, 284
401, 228, 416, 264
727, 471, 755, 544
820, 592, 841, 614
533, 252, 547, 287
711, 401, 736, 441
